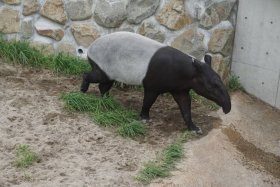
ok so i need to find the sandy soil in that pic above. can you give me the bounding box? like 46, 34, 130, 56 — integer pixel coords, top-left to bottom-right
0, 61, 279, 187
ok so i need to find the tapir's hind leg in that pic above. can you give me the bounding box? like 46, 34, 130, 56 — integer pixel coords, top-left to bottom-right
81, 70, 112, 95
171, 91, 202, 134
81, 58, 112, 95
140, 90, 159, 120
81, 72, 92, 93
99, 81, 114, 97
80, 71, 102, 93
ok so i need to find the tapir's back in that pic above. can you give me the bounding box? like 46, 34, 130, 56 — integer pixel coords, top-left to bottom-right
87, 32, 165, 85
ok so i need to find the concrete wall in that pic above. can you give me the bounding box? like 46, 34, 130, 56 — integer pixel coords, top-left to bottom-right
232, 0, 280, 109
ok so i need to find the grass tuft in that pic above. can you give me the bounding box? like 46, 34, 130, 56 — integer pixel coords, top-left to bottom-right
15, 145, 39, 168
117, 121, 146, 137
136, 162, 169, 183
136, 131, 195, 184
92, 110, 137, 127
161, 144, 183, 167
61, 92, 146, 137
0, 39, 47, 67
48, 53, 90, 75
190, 90, 220, 111
0, 37, 90, 76
177, 131, 195, 143
228, 74, 243, 92
136, 144, 183, 183
23, 173, 33, 181
61, 92, 121, 112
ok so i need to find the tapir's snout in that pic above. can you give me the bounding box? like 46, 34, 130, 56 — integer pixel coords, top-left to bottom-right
222, 103, 231, 114
222, 94, 231, 114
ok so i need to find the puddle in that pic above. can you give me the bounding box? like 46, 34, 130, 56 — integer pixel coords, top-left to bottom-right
222, 127, 280, 179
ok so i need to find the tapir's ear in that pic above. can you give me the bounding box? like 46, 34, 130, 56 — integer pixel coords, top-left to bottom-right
192, 59, 203, 71
204, 54, 212, 67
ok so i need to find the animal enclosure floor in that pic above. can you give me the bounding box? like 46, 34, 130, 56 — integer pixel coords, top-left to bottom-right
0, 61, 279, 187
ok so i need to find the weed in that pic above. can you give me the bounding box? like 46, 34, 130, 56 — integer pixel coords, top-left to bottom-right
61, 92, 145, 137
61, 92, 121, 113
0, 39, 47, 67
161, 143, 183, 167
136, 144, 182, 184
190, 90, 220, 111
117, 121, 146, 137
48, 53, 90, 75
0, 37, 90, 76
23, 173, 33, 181
136, 131, 194, 184
92, 110, 137, 127
177, 131, 195, 143
228, 74, 243, 91
114, 81, 143, 91
136, 162, 168, 183
15, 145, 39, 168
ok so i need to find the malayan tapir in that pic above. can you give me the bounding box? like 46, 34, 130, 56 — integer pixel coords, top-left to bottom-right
81, 32, 231, 134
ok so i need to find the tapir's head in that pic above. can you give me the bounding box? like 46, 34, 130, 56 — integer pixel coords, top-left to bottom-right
191, 55, 231, 114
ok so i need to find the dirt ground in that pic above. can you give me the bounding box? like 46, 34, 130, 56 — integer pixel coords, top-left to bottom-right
0, 61, 279, 187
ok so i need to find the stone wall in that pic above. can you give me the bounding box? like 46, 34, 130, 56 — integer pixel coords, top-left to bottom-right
0, 0, 237, 82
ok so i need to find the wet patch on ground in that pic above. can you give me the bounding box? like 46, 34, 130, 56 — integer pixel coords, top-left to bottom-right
222, 127, 280, 179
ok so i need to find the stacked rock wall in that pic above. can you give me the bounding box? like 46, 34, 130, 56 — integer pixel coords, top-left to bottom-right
0, 0, 238, 82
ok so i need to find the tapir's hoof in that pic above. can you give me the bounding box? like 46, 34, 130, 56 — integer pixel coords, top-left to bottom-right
141, 118, 152, 124
189, 126, 203, 135
80, 88, 87, 93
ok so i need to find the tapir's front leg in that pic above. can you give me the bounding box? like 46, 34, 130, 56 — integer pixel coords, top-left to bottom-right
171, 91, 202, 134
81, 72, 91, 93
140, 90, 159, 121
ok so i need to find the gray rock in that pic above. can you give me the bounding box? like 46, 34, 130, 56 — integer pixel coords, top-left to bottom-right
211, 54, 230, 83
2, 0, 21, 5
35, 20, 64, 41
156, 0, 192, 30
94, 0, 127, 28
66, 0, 93, 21
137, 21, 165, 43
21, 17, 33, 39
118, 27, 135, 32
0, 7, 20, 33
171, 27, 207, 59
30, 41, 54, 55
40, 0, 68, 24
56, 42, 76, 55
200, 0, 236, 28
208, 21, 234, 56
23, 0, 40, 16
127, 0, 160, 24
71, 23, 100, 47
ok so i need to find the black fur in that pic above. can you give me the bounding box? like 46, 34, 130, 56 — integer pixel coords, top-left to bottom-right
81, 58, 114, 96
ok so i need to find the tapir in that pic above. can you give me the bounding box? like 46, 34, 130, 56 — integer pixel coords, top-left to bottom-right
81, 32, 231, 134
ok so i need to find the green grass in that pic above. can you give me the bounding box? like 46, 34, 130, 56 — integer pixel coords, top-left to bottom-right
61, 92, 146, 137
15, 145, 39, 168
48, 53, 90, 75
114, 81, 144, 91
0, 36, 90, 76
117, 121, 146, 137
23, 173, 33, 181
136, 144, 183, 183
92, 110, 137, 127
228, 74, 243, 92
0, 39, 47, 67
190, 90, 220, 111
61, 92, 121, 112
136, 131, 195, 184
